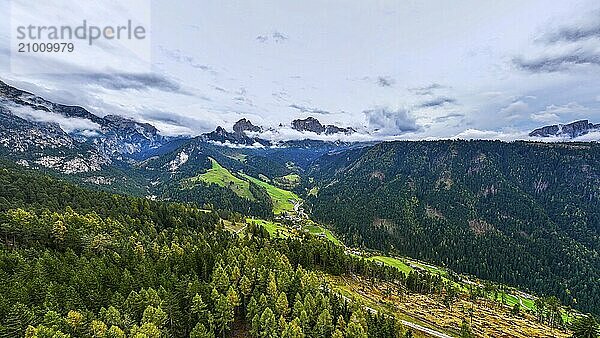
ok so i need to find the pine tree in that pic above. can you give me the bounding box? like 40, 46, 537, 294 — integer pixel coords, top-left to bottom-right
1, 303, 35, 338
190, 322, 215, 338
315, 309, 333, 337
212, 263, 230, 294
460, 319, 474, 338
570, 314, 599, 338
89, 320, 108, 338
142, 306, 168, 329
332, 328, 344, 338
239, 275, 253, 306
213, 293, 234, 338
259, 307, 277, 338
106, 325, 126, 338
276, 292, 289, 316
131, 322, 161, 338
282, 318, 305, 338
226, 286, 241, 311
267, 274, 279, 304
192, 294, 207, 318
346, 321, 368, 338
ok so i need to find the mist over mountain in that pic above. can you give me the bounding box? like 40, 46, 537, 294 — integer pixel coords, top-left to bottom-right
4, 1, 600, 336
530, 120, 600, 139
1, 77, 600, 338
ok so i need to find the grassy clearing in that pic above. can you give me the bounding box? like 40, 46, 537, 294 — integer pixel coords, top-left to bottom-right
247, 218, 342, 245
185, 158, 300, 214
404, 258, 447, 276
220, 219, 246, 233
247, 218, 290, 238
521, 297, 535, 310
187, 158, 253, 199
305, 225, 322, 235
240, 173, 299, 214
384, 257, 470, 291
304, 225, 342, 246
368, 256, 413, 276
490, 292, 536, 312
283, 174, 300, 183
273, 174, 301, 189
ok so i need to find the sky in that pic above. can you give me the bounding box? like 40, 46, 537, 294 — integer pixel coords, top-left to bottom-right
1, 0, 600, 141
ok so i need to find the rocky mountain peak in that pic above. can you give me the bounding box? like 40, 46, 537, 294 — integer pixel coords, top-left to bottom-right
233, 118, 262, 134
0, 80, 27, 98
292, 117, 324, 134
103, 114, 158, 137
214, 126, 227, 135
292, 117, 355, 135
203, 125, 270, 146
324, 125, 356, 135
530, 120, 600, 138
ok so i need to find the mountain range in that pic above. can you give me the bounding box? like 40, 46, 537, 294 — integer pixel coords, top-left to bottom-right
530, 119, 600, 139
1, 79, 600, 315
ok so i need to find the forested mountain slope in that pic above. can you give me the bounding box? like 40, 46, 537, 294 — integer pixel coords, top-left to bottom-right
308, 140, 600, 314
0, 164, 413, 338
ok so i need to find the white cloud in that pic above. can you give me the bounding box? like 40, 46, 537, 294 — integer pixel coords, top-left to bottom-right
363, 107, 419, 136
531, 111, 560, 123
451, 129, 530, 142
2, 0, 600, 141
449, 129, 599, 143
500, 100, 529, 115
530, 102, 588, 123
8, 104, 101, 133
573, 130, 600, 141
252, 127, 378, 143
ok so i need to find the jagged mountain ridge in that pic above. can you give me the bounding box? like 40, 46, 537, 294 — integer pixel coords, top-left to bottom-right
0, 80, 171, 159
530, 119, 600, 138
0, 79, 369, 202
233, 118, 262, 134
0, 107, 74, 152
292, 116, 356, 135
1, 80, 365, 157
200, 116, 359, 147
0, 107, 113, 174
201, 126, 271, 146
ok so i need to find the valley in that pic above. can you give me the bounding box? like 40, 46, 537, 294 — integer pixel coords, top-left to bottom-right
218, 204, 580, 337
0, 80, 598, 337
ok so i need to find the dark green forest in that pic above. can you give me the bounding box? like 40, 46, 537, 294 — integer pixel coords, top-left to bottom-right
0, 165, 448, 338
308, 140, 600, 314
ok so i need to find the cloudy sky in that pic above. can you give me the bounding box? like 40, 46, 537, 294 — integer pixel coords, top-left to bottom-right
1, 0, 600, 140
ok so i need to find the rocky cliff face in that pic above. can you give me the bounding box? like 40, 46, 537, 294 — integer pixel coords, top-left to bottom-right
0, 109, 74, 152
292, 117, 325, 134
324, 124, 356, 135
203, 117, 357, 147
0, 80, 170, 159
530, 120, 600, 138
202, 126, 271, 146
233, 118, 262, 134
292, 117, 355, 135
0, 81, 104, 124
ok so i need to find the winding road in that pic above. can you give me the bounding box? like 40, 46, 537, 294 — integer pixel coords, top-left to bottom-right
400, 320, 454, 338
337, 292, 455, 338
